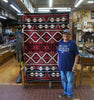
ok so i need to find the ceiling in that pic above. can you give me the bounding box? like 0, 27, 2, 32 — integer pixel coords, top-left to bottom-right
29, 0, 94, 9
0, 0, 94, 14
0, 0, 94, 26
30, 0, 76, 8
76, 0, 94, 9
0, 0, 25, 14
0, 0, 25, 26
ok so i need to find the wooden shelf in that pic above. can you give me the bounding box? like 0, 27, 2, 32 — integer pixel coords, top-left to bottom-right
0, 51, 15, 65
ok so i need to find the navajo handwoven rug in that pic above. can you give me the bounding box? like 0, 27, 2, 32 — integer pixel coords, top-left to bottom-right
23, 13, 69, 81
0, 85, 94, 100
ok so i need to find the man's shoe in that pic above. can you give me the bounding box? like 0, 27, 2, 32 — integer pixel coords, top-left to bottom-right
58, 93, 67, 98
67, 97, 80, 100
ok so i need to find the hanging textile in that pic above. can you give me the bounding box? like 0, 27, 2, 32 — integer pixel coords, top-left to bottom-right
23, 13, 69, 81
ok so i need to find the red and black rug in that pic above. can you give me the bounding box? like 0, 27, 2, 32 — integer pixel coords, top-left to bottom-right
0, 85, 94, 100
23, 13, 69, 81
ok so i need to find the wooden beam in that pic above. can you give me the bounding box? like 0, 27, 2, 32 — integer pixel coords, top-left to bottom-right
16, 0, 30, 13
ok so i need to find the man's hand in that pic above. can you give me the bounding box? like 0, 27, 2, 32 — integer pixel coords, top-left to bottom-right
72, 65, 77, 72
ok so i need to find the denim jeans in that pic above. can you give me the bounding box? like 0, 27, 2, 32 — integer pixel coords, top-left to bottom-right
17, 46, 24, 62
60, 71, 75, 97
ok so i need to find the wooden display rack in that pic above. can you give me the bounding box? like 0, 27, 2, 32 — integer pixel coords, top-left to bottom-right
0, 51, 15, 65
80, 56, 94, 85
21, 64, 81, 88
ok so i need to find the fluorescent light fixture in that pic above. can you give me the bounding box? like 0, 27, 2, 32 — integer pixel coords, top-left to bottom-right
54, 8, 71, 10
38, 7, 71, 12
0, 16, 7, 19
57, 8, 71, 12
38, 8, 52, 10
49, 0, 53, 7
54, 8, 68, 10
75, 0, 83, 7
38, 8, 71, 12
87, 1, 94, 3
38, 7, 71, 10
2, 0, 8, 3
57, 9, 71, 12
10, 4, 21, 13
17, 13, 24, 16
38, 9, 50, 12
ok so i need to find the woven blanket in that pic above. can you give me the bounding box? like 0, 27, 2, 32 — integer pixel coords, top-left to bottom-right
23, 13, 69, 81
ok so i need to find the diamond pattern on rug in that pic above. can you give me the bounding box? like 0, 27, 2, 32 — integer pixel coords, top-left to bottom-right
43, 54, 51, 63
53, 32, 62, 42
31, 33, 40, 42
42, 32, 51, 42
32, 53, 40, 63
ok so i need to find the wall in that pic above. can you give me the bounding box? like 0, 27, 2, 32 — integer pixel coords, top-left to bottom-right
83, 10, 94, 22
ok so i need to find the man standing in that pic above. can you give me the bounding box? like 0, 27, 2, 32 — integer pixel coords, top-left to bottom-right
57, 29, 79, 100
15, 28, 24, 62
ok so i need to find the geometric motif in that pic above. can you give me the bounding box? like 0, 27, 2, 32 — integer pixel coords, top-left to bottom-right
49, 17, 55, 22
56, 18, 60, 22
44, 24, 48, 29
33, 18, 37, 22
32, 53, 40, 62
54, 53, 58, 62
42, 32, 51, 42
25, 17, 45, 23
61, 24, 65, 28
23, 13, 69, 81
26, 18, 31, 22
38, 18, 43, 22
50, 24, 55, 29
31, 32, 40, 42
27, 24, 32, 29
48, 17, 68, 22
30, 66, 35, 70
43, 53, 51, 63
38, 25, 43, 29
24, 33, 29, 42
61, 17, 66, 21
24, 24, 34, 29
53, 32, 62, 42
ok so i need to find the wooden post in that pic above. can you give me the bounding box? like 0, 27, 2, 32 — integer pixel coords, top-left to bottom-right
21, 68, 25, 86
49, 81, 52, 88
21, 61, 25, 86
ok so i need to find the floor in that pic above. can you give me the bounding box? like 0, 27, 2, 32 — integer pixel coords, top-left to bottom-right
81, 66, 94, 90
0, 85, 94, 100
0, 57, 94, 91
0, 57, 20, 84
